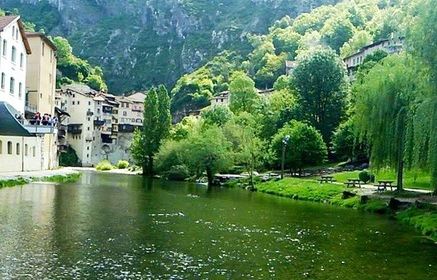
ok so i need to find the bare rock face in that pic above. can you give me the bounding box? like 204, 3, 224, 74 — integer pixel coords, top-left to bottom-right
0, 0, 338, 93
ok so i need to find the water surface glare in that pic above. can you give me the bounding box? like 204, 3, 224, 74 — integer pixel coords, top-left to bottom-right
0, 172, 435, 279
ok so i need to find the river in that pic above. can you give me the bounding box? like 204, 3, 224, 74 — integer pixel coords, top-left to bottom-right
0, 172, 435, 279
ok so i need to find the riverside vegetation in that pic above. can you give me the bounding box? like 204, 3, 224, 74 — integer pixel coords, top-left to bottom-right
127, 0, 437, 241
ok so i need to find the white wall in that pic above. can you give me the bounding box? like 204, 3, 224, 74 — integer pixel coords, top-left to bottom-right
0, 19, 27, 113
0, 135, 43, 172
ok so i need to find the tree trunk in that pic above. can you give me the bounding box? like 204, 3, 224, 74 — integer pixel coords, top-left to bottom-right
143, 155, 154, 177
397, 159, 404, 191
147, 155, 154, 177
206, 167, 214, 187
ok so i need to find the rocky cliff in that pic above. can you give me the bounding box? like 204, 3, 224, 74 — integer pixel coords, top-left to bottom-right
0, 0, 337, 93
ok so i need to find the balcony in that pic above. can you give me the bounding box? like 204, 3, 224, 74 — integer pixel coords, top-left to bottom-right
67, 124, 82, 134
102, 106, 113, 114
101, 133, 112, 144
94, 120, 105, 126
118, 124, 136, 133
24, 124, 57, 134
86, 110, 94, 116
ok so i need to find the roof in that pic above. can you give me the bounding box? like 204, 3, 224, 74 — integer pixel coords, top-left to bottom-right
0, 16, 31, 54
25, 32, 57, 51
127, 92, 146, 103
0, 102, 32, 137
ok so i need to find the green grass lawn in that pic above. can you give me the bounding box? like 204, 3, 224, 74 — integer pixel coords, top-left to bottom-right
332, 169, 432, 190
256, 177, 345, 202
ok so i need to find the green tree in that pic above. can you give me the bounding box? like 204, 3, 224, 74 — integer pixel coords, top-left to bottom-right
229, 72, 259, 114
293, 49, 347, 143
406, 0, 437, 192
321, 17, 355, 53
353, 55, 415, 190
201, 106, 234, 127
271, 121, 327, 174
332, 120, 368, 162
181, 126, 233, 185
131, 86, 171, 176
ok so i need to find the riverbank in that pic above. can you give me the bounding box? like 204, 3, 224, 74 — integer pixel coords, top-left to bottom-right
253, 178, 437, 243
0, 167, 81, 188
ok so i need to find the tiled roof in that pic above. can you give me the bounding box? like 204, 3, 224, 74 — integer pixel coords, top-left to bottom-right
0, 15, 31, 54
0, 15, 18, 31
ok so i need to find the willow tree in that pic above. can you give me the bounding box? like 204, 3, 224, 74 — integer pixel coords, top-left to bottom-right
353, 55, 415, 191
405, 0, 437, 193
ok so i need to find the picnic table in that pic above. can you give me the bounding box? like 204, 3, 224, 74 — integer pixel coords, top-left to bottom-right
318, 175, 335, 184
344, 178, 362, 188
375, 180, 395, 191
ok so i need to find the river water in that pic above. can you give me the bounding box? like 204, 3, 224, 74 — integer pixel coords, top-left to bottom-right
0, 172, 435, 279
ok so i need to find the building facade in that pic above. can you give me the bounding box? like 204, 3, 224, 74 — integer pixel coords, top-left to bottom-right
25, 32, 58, 170
56, 84, 146, 166
0, 15, 55, 173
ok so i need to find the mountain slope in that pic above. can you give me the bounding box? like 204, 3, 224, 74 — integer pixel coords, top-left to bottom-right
0, 0, 338, 93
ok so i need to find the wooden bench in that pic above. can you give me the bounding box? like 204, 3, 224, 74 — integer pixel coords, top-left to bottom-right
344, 179, 362, 188
318, 176, 335, 184
375, 180, 396, 192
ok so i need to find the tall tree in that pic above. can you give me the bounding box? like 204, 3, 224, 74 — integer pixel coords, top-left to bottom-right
406, 0, 437, 192
131, 86, 171, 176
229, 71, 259, 114
293, 49, 347, 143
353, 55, 415, 190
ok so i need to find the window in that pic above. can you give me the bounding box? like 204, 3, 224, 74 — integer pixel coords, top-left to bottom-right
50, 50, 53, 63
42, 42, 45, 56
16, 143, 20, 155
18, 82, 22, 98
20, 53, 23, 67
15, 29, 18, 40
32, 146, 36, 157
11, 46, 16, 62
72, 101, 75, 105
0, 140, 2, 154
123, 111, 127, 116
9, 77, 15, 94
7, 141, 12, 154
25, 144, 28, 156
88, 101, 91, 105
12, 26, 15, 37
77, 101, 80, 105
2, 40, 7, 56
1, 73, 5, 89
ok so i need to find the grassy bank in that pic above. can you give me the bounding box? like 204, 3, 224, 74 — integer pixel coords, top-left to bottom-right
0, 173, 81, 188
254, 178, 436, 242
332, 170, 432, 190
256, 178, 387, 211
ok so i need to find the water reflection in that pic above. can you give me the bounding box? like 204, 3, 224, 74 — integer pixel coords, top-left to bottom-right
0, 172, 435, 279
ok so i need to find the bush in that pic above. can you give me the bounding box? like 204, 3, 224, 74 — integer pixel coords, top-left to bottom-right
96, 160, 113, 171
116, 160, 129, 169
359, 170, 372, 183
165, 165, 190, 181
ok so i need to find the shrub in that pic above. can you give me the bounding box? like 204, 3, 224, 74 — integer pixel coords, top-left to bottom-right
116, 160, 129, 169
96, 160, 113, 171
165, 165, 190, 181
359, 170, 372, 183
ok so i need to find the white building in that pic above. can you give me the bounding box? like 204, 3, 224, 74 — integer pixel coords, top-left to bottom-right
343, 36, 404, 77
0, 16, 30, 113
0, 15, 50, 173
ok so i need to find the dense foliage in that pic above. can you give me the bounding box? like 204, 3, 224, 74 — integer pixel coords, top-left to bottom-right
131, 86, 171, 176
